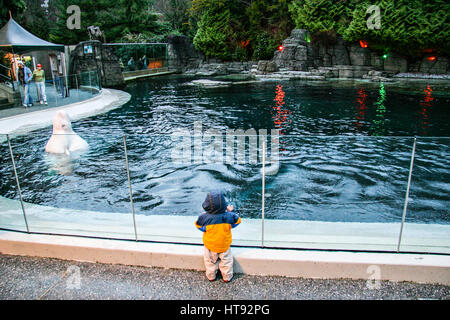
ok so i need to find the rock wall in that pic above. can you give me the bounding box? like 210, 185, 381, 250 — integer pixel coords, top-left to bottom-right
272, 29, 449, 78
166, 30, 448, 79
166, 35, 204, 73
69, 40, 124, 88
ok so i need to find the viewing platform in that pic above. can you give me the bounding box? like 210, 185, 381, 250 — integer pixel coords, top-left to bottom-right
123, 67, 177, 82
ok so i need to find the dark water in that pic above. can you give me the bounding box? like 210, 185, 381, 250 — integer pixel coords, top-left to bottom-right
1, 76, 449, 223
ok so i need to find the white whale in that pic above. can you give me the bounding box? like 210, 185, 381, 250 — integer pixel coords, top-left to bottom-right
45, 110, 89, 155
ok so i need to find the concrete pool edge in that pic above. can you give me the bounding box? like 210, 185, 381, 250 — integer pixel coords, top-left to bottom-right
0, 231, 449, 285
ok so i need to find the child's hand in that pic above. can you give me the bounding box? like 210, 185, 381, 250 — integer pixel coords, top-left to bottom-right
226, 205, 234, 212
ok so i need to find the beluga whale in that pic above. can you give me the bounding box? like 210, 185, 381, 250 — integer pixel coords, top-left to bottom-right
45, 110, 88, 155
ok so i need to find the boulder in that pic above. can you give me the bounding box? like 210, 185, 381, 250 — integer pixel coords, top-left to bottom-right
257, 60, 278, 73
265, 61, 279, 72
370, 52, 384, 69
419, 56, 448, 74
348, 44, 371, 66
257, 60, 268, 72
383, 52, 408, 73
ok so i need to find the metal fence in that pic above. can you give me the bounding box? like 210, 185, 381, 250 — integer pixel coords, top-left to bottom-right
0, 133, 449, 254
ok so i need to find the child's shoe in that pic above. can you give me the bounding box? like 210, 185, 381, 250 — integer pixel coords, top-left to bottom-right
222, 275, 233, 283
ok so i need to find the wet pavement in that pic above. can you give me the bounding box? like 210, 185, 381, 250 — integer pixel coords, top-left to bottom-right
0, 253, 448, 300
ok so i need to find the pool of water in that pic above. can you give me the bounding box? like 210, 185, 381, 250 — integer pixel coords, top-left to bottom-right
1, 76, 449, 223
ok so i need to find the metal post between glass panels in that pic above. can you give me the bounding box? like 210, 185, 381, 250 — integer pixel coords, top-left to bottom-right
123, 135, 138, 241
52, 78, 58, 106
97, 70, 101, 90
88, 71, 92, 96
6, 134, 29, 233
261, 139, 266, 248
75, 74, 80, 101
397, 137, 417, 252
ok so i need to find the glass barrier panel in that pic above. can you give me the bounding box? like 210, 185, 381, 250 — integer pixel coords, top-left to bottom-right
90, 71, 101, 96
73, 73, 90, 103
127, 134, 262, 246
8, 132, 137, 240
105, 43, 168, 75
79, 71, 89, 92
400, 137, 450, 254
262, 135, 411, 251
0, 134, 28, 232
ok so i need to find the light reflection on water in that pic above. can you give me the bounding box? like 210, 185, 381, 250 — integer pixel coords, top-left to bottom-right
0, 76, 449, 223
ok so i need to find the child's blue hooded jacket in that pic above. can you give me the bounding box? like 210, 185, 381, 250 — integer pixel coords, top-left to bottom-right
195, 191, 241, 253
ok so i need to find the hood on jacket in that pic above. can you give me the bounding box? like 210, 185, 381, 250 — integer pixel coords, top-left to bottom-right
202, 191, 227, 214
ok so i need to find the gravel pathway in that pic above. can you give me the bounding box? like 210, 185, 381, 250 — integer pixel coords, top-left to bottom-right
0, 254, 448, 301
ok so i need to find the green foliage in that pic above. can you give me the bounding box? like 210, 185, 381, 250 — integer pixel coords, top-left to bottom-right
17, 0, 51, 41
232, 45, 249, 62
153, 0, 191, 35
7, 0, 447, 62
49, 0, 164, 44
252, 33, 276, 60
0, 0, 26, 26
193, 4, 233, 60
289, 0, 450, 57
342, 0, 450, 56
288, 0, 350, 34
247, 0, 294, 58
191, 0, 293, 61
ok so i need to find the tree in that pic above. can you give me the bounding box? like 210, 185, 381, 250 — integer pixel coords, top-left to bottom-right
289, 0, 450, 57
193, 4, 234, 60
0, 0, 26, 26
153, 0, 191, 35
342, 0, 450, 56
17, 0, 51, 41
246, 0, 294, 59
49, 0, 164, 44
288, 0, 351, 35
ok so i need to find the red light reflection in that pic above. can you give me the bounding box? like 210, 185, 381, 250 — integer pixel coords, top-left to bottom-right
272, 84, 291, 151
354, 88, 368, 130
419, 85, 433, 135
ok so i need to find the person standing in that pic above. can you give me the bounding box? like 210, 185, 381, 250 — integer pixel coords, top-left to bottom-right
33, 63, 47, 105
195, 191, 241, 283
127, 57, 136, 71
18, 61, 33, 108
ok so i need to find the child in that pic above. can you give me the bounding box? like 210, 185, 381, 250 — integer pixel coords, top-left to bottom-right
195, 191, 241, 283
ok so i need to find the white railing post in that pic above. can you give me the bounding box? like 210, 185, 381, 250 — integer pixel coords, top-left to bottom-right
7, 134, 29, 233
123, 135, 138, 241
261, 139, 266, 248
397, 137, 417, 252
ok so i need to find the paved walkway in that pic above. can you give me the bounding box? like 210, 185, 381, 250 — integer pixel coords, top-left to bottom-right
0, 254, 448, 300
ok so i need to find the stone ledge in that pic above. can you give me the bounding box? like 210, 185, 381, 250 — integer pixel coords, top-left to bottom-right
0, 232, 449, 285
